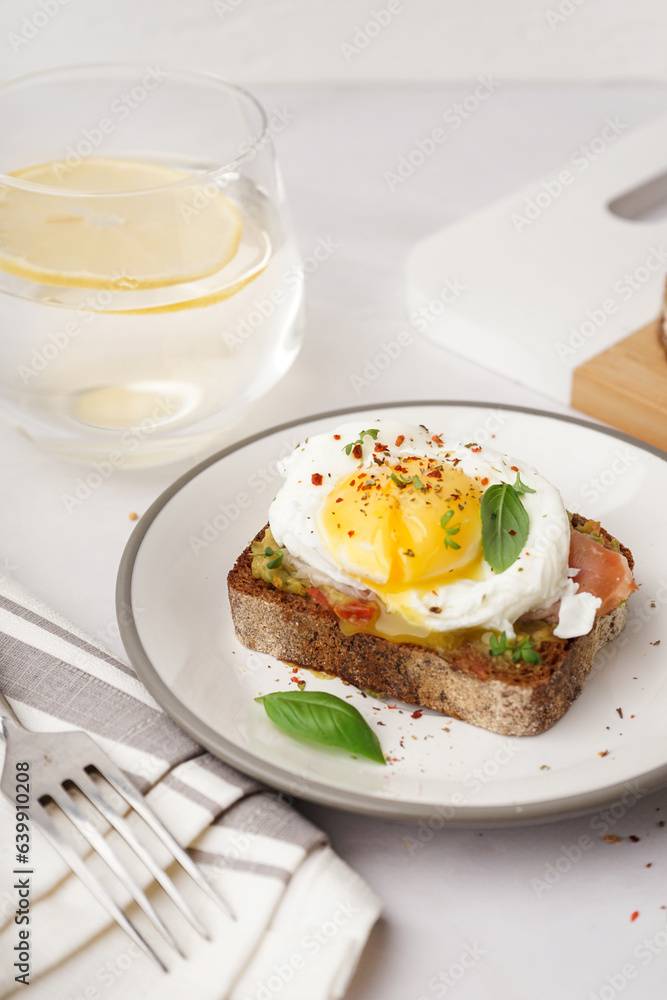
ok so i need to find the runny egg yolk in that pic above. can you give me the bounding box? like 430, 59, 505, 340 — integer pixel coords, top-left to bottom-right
318, 456, 484, 621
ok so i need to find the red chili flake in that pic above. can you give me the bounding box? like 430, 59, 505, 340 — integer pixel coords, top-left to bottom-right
333, 434, 341, 440
311, 473, 323, 486
452, 458, 461, 466
631, 911, 639, 922
335, 497, 344, 503
374, 442, 388, 453
395, 435, 405, 447
598, 750, 609, 757
631, 715, 636, 718
426, 469, 442, 479
432, 434, 444, 446
471, 446, 481, 453
481, 477, 489, 486
508, 529, 516, 536
411, 710, 423, 719
347, 530, 355, 537
350, 479, 356, 486
511, 466, 519, 472
352, 444, 362, 460
387, 704, 398, 709
289, 675, 301, 683
376, 720, 386, 726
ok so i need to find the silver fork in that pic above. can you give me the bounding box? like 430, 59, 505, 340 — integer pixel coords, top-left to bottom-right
0, 690, 234, 970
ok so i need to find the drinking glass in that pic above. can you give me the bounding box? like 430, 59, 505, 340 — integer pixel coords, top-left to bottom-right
0, 64, 304, 466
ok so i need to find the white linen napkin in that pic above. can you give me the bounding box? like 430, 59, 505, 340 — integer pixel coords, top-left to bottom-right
0, 574, 380, 998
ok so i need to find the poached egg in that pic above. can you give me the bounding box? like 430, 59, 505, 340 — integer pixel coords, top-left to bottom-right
268, 420, 598, 639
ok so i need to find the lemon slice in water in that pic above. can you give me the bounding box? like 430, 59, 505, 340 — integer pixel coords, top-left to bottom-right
0, 157, 242, 289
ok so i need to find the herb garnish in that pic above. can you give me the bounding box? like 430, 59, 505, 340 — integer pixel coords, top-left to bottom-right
488, 631, 541, 665
390, 472, 424, 490
260, 546, 284, 570
343, 428, 379, 456
440, 510, 462, 550
512, 471, 536, 496
480, 480, 531, 572
255, 690, 385, 763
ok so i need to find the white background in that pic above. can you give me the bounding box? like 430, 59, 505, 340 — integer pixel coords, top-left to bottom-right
2, 3, 667, 999
4, 0, 667, 83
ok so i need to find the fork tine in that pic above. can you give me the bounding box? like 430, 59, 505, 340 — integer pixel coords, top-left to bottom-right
74, 769, 209, 941
49, 786, 186, 959
30, 798, 167, 972
92, 761, 235, 920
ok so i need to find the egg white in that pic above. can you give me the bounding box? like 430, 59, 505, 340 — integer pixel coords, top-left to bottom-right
268, 419, 584, 636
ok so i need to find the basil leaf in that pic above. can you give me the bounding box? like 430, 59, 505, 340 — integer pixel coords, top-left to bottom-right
481, 483, 529, 573
255, 690, 385, 764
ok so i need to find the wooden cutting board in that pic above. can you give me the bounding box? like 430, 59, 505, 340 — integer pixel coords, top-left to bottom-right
406, 113, 667, 454
572, 319, 667, 451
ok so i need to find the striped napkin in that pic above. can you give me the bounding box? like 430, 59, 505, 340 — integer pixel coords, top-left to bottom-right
0, 573, 380, 999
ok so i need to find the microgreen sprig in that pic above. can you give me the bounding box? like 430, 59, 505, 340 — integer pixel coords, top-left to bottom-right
512, 472, 536, 497
343, 428, 379, 456
390, 472, 424, 490
488, 631, 541, 665
440, 509, 462, 550
261, 546, 284, 570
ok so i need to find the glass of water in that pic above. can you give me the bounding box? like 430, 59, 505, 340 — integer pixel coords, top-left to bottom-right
0, 64, 304, 466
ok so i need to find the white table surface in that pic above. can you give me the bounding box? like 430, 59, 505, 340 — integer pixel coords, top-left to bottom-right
3, 84, 667, 1000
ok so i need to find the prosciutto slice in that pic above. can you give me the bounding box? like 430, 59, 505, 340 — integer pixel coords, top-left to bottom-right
519, 525, 637, 627
568, 526, 638, 617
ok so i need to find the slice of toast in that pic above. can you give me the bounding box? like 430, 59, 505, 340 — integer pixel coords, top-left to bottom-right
227, 518, 633, 737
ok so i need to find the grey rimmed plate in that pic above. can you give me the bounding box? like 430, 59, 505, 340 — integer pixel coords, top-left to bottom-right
116, 401, 667, 825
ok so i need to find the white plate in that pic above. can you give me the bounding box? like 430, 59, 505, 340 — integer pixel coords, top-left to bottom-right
117, 402, 667, 825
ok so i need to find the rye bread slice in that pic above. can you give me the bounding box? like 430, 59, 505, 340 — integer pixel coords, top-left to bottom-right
227, 517, 633, 737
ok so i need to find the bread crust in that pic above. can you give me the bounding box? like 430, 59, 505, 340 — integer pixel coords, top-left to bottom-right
227, 519, 633, 737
